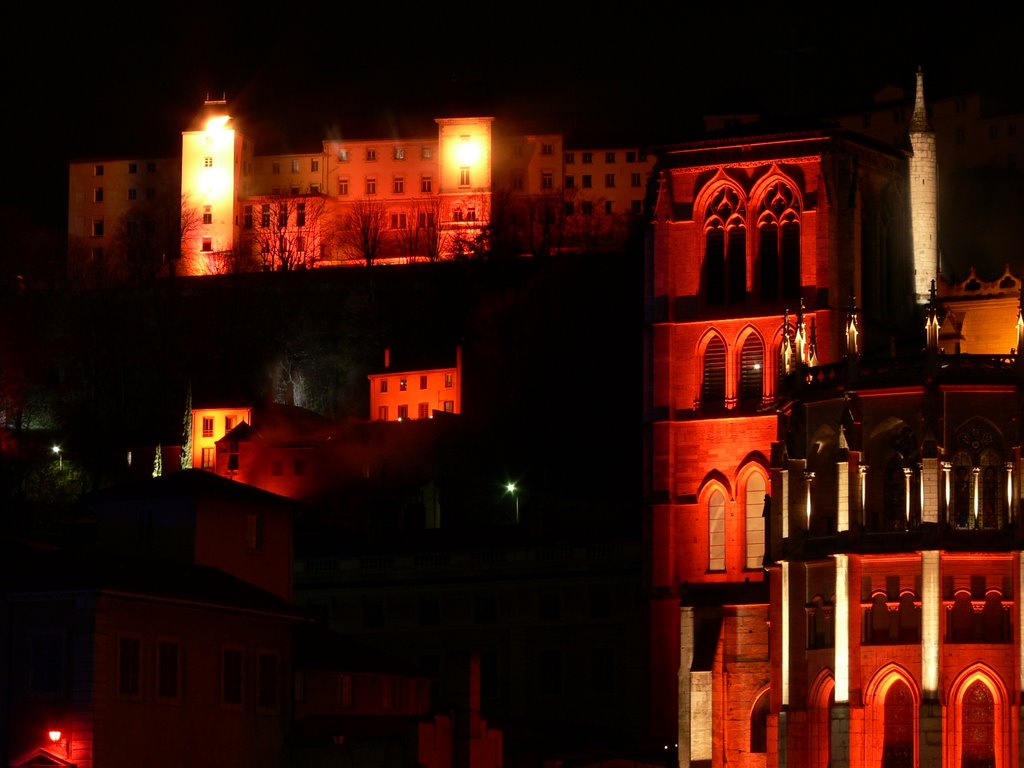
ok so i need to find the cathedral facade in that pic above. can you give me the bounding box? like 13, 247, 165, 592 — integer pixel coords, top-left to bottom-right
645, 70, 1024, 767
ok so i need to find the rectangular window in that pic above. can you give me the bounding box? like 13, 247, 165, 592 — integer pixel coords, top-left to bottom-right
309, 183, 320, 194
709, 493, 725, 570
366, 148, 377, 161
443, 400, 454, 413
338, 177, 349, 195
94, 187, 103, 202
541, 172, 553, 190
565, 152, 575, 164
604, 173, 615, 188
605, 151, 615, 163
296, 235, 305, 253
378, 406, 388, 421
582, 175, 592, 188
157, 640, 180, 700
397, 404, 409, 420
419, 375, 427, 389
244, 205, 253, 228
390, 213, 407, 229
201, 237, 212, 252
512, 175, 523, 191
541, 143, 553, 155
261, 204, 271, 227
201, 447, 215, 468
128, 188, 137, 200
118, 636, 141, 697
272, 162, 280, 174
626, 151, 636, 163
278, 203, 288, 227
225, 414, 235, 432
394, 147, 405, 160
582, 200, 593, 215
418, 211, 435, 228
257, 651, 278, 710
146, 161, 156, 172
565, 201, 574, 216
94, 164, 104, 176
247, 512, 264, 552
337, 148, 349, 162
394, 177, 404, 193
631, 199, 643, 215
421, 176, 432, 193
203, 205, 212, 224
366, 177, 376, 195
291, 159, 300, 173
380, 379, 388, 393
631, 172, 642, 187
444, 372, 453, 388
201, 417, 214, 437
296, 202, 306, 226
399, 378, 408, 391
582, 152, 592, 164
222, 647, 243, 706
459, 167, 470, 187
128, 162, 138, 174
311, 158, 319, 172
421, 146, 432, 159
605, 200, 613, 214
203, 156, 213, 168
565, 175, 575, 188
418, 402, 429, 419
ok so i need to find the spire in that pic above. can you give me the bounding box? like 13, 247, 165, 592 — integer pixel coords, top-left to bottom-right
910, 66, 931, 132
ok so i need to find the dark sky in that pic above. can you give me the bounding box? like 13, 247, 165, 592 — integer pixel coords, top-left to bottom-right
5, 4, 1018, 228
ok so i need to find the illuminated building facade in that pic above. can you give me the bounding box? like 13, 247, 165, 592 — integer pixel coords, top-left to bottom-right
367, 346, 462, 422
67, 102, 655, 282
649, 70, 1024, 768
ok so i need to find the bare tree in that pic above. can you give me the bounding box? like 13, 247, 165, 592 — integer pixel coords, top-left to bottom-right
336, 199, 388, 266
412, 198, 451, 262
243, 194, 330, 271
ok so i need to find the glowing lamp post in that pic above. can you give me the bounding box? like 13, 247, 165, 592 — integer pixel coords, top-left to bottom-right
505, 482, 519, 524
48, 729, 66, 756
52, 445, 62, 471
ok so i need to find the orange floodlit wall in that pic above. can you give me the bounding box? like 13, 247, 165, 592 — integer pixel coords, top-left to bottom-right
368, 348, 462, 422
181, 105, 244, 275
192, 406, 252, 469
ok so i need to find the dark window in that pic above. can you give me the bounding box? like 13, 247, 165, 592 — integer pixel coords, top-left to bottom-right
222, 648, 243, 705
883, 680, 914, 768
702, 337, 726, 409
119, 637, 141, 697
157, 640, 179, 699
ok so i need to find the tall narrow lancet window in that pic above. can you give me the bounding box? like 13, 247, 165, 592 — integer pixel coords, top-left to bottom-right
702, 187, 746, 306
950, 423, 1006, 530
745, 472, 766, 568
708, 490, 725, 571
739, 335, 764, 409
882, 679, 914, 768
701, 337, 726, 411
757, 181, 801, 304
961, 680, 995, 768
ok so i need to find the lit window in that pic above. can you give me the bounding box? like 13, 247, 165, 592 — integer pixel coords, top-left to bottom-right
204, 156, 213, 167
605, 173, 615, 188
311, 158, 319, 172
394, 177, 404, 193
394, 147, 405, 160
202, 237, 212, 252
709, 490, 725, 570
94, 187, 104, 202
399, 378, 408, 391
605, 152, 615, 163
337, 148, 349, 162
444, 372, 453, 388
203, 205, 212, 225
541, 172, 553, 190
745, 473, 766, 568
291, 159, 300, 173
459, 167, 470, 187
366, 177, 376, 195
338, 177, 349, 195
201, 447, 215, 467
366, 148, 377, 161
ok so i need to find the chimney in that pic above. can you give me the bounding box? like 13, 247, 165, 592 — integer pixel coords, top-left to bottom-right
384, 347, 390, 368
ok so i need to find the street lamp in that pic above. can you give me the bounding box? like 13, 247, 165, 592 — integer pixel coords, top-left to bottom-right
52, 444, 62, 471
505, 482, 519, 524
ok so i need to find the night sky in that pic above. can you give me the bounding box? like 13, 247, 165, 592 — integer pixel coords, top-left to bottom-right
4, 4, 1018, 228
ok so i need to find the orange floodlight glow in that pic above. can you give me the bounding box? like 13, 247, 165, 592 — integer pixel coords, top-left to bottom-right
204, 115, 231, 132
456, 137, 481, 166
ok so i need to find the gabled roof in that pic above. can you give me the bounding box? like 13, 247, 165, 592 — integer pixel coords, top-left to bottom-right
85, 467, 306, 509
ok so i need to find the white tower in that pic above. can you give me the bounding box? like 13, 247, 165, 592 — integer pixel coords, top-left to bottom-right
909, 67, 939, 304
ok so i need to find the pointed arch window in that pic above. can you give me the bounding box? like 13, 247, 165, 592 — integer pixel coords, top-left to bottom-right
950, 424, 1006, 529
708, 490, 725, 571
757, 181, 801, 303
702, 187, 746, 306
882, 679, 914, 768
961, 680, 995, 768
701, 337, 726, 411
750, 690, 769, 753
739, 335, 764, 409
744, 472, 766, 568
